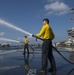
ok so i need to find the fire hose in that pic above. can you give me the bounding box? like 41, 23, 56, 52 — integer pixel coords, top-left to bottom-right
32, 35, 74, 65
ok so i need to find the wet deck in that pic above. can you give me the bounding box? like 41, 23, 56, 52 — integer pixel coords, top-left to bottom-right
0, 47, 74, 75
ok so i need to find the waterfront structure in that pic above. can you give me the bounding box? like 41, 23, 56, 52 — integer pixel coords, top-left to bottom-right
67, 28, 74, 42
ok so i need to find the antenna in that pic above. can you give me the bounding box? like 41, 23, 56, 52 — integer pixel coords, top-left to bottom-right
69, 8, 74, 21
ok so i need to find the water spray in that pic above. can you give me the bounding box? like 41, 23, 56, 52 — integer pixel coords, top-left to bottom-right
0, 38, 20, 43
0, 19, 32, 36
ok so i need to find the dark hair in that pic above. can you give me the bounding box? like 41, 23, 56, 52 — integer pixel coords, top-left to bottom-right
43, 18, 49, 24
24, 36, 27, 38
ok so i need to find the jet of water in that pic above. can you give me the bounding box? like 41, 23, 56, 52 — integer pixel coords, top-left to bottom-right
0, 19, 32, 36
0, 38, 20, 43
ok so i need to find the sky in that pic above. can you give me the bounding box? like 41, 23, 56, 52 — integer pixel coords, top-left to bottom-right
0, 0, 74, 44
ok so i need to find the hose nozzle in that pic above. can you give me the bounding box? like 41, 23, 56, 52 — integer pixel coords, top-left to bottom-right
32, 35, 38, 41
32, 35, 43, 41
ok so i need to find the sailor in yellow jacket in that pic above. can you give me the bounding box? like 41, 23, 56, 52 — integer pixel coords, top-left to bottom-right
23, 36, 29, 55
36, 19, 56, 74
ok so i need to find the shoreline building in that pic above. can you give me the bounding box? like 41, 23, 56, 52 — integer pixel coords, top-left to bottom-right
67, 27, 74, 42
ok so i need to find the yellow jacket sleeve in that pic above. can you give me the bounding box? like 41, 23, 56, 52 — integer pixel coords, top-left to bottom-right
36, 26, 46, 37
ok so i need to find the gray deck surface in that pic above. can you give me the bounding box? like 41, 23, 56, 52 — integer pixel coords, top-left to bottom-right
0, 48, 74, 75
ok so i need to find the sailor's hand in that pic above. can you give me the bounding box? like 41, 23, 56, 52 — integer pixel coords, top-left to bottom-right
32, 34, 38, 41
36, 34, 38, 37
